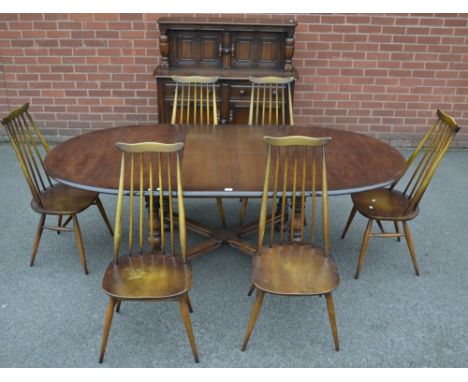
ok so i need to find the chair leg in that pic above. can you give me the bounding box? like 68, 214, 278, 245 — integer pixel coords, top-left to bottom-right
186, 294, 194, 313
216, 197, 227, 228
241, 290, 265, 351
57, 215, 62, 234
99, 297, 117, 363
355, 219, 373, 279
239, 197, 249, 227
71, 214, 89, 275
61, 215, 72, 229
325, 293, 340, 351
394, 221, 401, 242
178, 294, 199, 363
402, 221, 420, 276
30, 214, 46, 266
376, 220, 385, 233
95, 197, 114, 236
247, 283, 255, 296
341, 206, 357, 239
115, 300, 121, 313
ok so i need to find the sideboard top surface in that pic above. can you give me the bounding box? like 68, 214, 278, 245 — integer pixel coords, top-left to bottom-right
158, 16, 297, 29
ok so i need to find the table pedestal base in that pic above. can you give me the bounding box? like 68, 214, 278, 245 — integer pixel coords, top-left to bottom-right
173, 214, 283, 259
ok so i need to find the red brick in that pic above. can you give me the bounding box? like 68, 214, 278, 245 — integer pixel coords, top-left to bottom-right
371, 16, 395, 25
368, 34, 392, 43
319, 34, 343, 42
332, 25, 357, 33
0, 14, 19, 21
382, 26, 406, 34
91, 14, 119, 21
444, 18, 468, 27
419, 17, 444, 26
346, 15, 371, 24
19, 14, 44, 21
357, 25, 381, 34
406, 26, 431, 35
393, 35, 417, 44
344, 34, 367, 43
394, 17, 420, 26
308, 24, 333, 33
46, 30, 71, 38
320, 15, 346, 24
417, 36, 441, 44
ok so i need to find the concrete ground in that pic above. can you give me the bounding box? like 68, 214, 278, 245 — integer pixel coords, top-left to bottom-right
0, 144, 467, 367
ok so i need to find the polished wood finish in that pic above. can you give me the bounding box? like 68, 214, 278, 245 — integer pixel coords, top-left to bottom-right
98, 297, 117, 364
341, 109, 461, 278
251, 245, 339, 295
98, 141, 199, 364
241, 136, 340, 352
44, 124, 406, 196
1, 103, 113, 274
102, 255, 191, 300
45, 124, 406, 259
155, 16, 297, 124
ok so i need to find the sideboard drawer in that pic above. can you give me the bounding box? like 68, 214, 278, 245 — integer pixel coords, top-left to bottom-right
229, 84, 252, 100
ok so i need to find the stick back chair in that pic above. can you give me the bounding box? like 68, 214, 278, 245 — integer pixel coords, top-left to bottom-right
341, 109, 461, 279
1, 103, 113, 274
170, 75, 226, 227
241, 136, 340, 353
239, 76, 296, 227
98, 141, 199, 363
171, 75, 219, 125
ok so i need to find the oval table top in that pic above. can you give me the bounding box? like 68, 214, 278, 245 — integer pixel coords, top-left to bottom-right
44, 124, 407, 196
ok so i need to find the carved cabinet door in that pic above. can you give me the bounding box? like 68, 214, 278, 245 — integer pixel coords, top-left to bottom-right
230, 32, 284, 70
170, 31, 223, 68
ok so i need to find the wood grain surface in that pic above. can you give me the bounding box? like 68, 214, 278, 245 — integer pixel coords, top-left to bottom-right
44, 124, 406, 196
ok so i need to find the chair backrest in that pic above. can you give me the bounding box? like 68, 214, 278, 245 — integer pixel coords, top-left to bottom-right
1, 103, 52, 208
257, 135, 332, 256
171, 76, 219, 125
248, 76, 295, 126
391, 109, 460, 213
113, 141, 187, 264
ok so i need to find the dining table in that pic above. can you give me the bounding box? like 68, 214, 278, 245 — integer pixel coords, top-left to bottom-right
44, 124, 407, 258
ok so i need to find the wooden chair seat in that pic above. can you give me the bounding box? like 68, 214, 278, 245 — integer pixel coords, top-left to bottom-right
351, 188, 419, 221
252, 244, 339, 296
31, 183, 99, 215
102, 254, 192, 300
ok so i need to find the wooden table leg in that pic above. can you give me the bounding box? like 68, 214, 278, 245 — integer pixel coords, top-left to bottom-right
146, 195, 161, 251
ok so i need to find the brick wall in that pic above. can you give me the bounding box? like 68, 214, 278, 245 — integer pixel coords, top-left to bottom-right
1, 13, 467, 147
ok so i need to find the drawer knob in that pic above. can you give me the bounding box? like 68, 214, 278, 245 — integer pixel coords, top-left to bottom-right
239, 89, 245, 95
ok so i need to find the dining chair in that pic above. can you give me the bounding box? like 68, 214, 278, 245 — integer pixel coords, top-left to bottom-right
239, 76, 296, 227
241, 135, 340, 353
170, 75, 226, 228
98, 141, 199, 363
1, 103, 113, 275
341, 109, 461, 279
